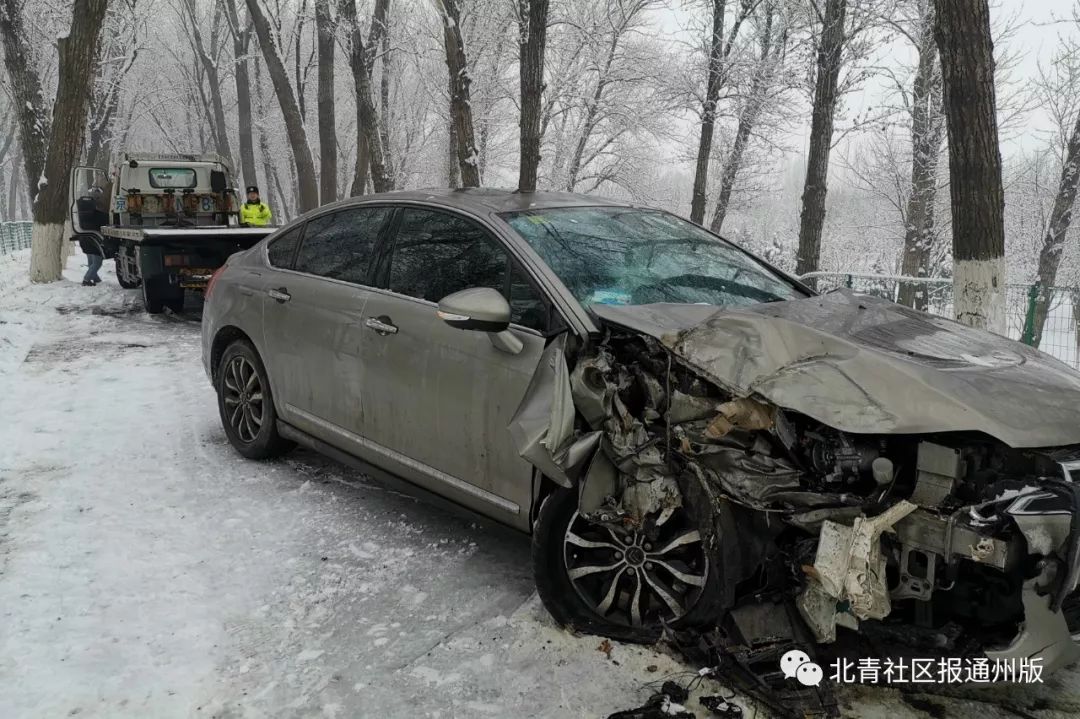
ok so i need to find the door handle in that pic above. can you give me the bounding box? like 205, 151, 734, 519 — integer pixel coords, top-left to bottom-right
267, 287, 290, 303
364, 316, 398, 335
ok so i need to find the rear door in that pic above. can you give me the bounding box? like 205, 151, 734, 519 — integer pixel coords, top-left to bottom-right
354, 207, 553, 527
260, 206, 395, 437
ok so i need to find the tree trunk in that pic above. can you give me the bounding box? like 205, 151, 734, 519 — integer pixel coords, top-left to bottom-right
1026, 107, 1080, 346
245, 0, 319, 213
690, 0, 727, 224
224, 0, 258, 189
379, 22, 395, 185
446, 79, 460, 189
898, 7, 945, 310
437, 0, 480, 188
795, 0, 846, 276
315, 0, 337, 204
935, 0, 1006, 332
340, 0, 393, 193
29, 0, 109, 283
516, 0, 549, 192
0, 0, 50, 203
709, 10, 775, 233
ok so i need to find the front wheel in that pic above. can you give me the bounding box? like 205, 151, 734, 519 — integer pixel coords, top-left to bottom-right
532, 486, 726, 641
216, 339, 294, 459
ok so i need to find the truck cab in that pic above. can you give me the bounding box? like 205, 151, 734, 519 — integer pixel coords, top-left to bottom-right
71, 153, 274, 313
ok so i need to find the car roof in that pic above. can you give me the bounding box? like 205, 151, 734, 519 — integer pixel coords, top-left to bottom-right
323, 187, 636, 216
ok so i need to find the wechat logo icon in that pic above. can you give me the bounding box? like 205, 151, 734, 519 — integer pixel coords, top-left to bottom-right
780, 649, 823, 687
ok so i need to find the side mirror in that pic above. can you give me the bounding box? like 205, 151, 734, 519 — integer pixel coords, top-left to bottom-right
437, 287, 511, 333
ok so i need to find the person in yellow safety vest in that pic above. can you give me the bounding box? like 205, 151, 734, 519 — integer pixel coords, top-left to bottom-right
240, 185, 273, 226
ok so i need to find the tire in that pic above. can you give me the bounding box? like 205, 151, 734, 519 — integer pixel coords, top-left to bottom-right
532, 486, 727, 642
164, 291, 185, 314
142, 276, 183, 314
216, 339, 294, 460
142, 277, 165, 314
115, 258, 140, 289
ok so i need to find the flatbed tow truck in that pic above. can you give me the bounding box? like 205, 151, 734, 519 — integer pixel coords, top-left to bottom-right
69, 153, 275, 313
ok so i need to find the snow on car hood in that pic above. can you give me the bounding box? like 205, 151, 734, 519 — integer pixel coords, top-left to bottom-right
591, 289, 1080, 448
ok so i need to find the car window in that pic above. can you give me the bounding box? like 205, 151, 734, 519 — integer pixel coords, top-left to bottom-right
148, 167, 197, 189
502, 207, 807, 308
294, 207, 392, 285
266, 226, 302, 268
386, 208, 549, 331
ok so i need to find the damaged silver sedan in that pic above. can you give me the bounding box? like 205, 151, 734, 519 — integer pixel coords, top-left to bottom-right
204, 189, 1080, 675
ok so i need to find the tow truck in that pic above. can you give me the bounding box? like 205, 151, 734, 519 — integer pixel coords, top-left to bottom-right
69, 153, 275, 313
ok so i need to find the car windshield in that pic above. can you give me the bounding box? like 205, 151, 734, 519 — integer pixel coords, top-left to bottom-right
502, 206, 808, 308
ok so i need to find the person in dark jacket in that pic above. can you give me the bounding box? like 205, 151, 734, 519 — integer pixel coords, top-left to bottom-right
74, 184, 109, 286
78, 235, 104, 286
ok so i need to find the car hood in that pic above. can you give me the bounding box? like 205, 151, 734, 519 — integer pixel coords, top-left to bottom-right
590, 289, 1080, 448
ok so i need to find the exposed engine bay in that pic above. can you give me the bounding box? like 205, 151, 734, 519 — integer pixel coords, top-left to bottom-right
511, 291, 1080, 676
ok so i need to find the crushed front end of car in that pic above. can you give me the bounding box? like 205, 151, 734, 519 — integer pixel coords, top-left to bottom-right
511, 290, 1080, 677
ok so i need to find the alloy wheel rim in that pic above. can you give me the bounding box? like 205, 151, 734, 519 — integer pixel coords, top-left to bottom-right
222, 356, 264, 443
563, 509, 708, 628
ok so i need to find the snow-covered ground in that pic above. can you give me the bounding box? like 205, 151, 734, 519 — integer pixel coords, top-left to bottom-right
3, 250, 1080, 718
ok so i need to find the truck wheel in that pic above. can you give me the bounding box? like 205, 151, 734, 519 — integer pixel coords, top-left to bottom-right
142, 278, 165, 314
165, 291, 185, 314
115, 258, 140, 289
217, 339, 294, 459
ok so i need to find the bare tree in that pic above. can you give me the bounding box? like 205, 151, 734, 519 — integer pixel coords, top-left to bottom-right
23, 0, 110, 282
895, 0, 946, 309
245, 0, 319, 213
86, 1, 146, 170
545, 0, 666, 194
795, 0, 847, 276
517, 0, 550, 192
709, 4, 783, 232
436, 0, 481, 187
223, 0, 259, 189
935, 0, 1006, 332
1025, 35, 1080, 345
178, 0, 234, 168
340, 0, 394, 193
315, 0, 338, 203
689, 0, 757, 224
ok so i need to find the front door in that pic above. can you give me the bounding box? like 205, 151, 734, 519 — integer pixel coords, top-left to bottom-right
70, 166, 109, 237
354, 207, 552, 528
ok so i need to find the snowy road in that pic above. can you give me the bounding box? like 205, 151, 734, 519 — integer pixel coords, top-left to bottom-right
4, 251, 1080, 719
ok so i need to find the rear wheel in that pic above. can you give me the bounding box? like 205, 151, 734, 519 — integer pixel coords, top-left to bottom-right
142, 276, 183, 314
216, 339, 294, 459
142, 277, 164, 314
532, 486, 725, 641
164, 290, 184, 314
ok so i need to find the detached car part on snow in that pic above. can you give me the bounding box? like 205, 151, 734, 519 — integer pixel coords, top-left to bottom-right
512, 289, 1080, 674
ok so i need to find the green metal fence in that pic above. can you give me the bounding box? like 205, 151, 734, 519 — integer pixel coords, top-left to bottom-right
798, 272, 1080, 370
0, 221, 32, 256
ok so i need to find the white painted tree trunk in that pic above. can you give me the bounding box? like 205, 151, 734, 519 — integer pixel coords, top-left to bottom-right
953, 257, 1006, 334
28, 222, 65, 283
